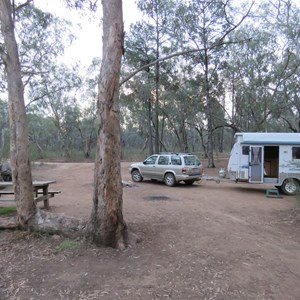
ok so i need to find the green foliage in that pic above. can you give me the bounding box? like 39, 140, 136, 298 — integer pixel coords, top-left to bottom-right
122, 148, 148, 161
123, 0, 300, 160
29, 147, 95, 161
2, 0, 300, 163
0, 99, 9, 160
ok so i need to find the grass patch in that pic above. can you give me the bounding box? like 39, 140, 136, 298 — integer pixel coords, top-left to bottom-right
56, 239, 80, 252
0, 206, 17, 215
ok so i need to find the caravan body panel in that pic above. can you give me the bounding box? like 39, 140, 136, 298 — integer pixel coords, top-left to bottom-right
227, 132, 300, 188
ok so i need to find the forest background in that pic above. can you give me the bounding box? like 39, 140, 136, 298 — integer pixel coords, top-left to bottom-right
0, 0, 299, 167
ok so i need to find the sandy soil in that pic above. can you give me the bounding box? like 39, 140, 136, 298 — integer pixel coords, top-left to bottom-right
0, 159, 300, 300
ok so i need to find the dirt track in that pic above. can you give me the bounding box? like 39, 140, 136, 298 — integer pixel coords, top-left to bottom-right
0, 160, 300, 299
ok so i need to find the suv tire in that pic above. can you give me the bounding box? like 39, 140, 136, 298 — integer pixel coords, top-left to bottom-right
164, 173, 176, 187
131, 169, 143, 182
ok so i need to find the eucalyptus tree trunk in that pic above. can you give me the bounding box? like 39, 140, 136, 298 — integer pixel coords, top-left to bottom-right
154, 19, 160, 154
88, 0, 128, 249
0, 0, 35, 224
147, 97, 153, 156
146, 67, 153, 156
179, 120, 188, 152
204, 49, 215, 168
0, 128, 3, 161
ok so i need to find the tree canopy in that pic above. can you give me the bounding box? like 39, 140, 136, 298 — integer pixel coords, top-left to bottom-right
1, 0, 299, 163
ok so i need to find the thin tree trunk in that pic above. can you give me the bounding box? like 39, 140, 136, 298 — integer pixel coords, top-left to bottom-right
154, 2, 160, 154
0, 0, 35, 225
154, 60, 160, 154
88, 0, 128, 249
147, 97, 153, 156
195, 126, 208, 158
180, 120, 188, 153
0, 127, 3, 161
204, 49, 215, 168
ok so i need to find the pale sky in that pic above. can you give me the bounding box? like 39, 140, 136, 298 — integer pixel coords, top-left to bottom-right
34, 0, 140, 66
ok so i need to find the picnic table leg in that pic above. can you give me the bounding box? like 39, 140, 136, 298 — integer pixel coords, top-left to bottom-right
42, 186, 50, 210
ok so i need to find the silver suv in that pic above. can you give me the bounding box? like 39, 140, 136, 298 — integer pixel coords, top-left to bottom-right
129, 153, 203, 187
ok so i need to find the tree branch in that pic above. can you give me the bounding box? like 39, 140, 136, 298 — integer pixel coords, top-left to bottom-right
120, 39, 251, 86
281, 116, 298, 133
15, 0, 33, 11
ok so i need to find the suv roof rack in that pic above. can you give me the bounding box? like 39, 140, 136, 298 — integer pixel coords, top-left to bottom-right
159, 152, 175, 155
158, 152, 193, 155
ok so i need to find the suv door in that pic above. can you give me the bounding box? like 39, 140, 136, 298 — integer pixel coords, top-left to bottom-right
155, 155, 171, 180
140, 155, 158, 178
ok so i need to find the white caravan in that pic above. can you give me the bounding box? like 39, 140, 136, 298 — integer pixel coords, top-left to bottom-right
227, 132, 300, 195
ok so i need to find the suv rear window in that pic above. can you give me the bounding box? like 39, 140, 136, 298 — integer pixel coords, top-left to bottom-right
184, 156, 201, 166
171, 156, 182, 165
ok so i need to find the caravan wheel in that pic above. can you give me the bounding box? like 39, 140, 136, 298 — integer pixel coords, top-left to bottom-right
281, 179, 299, 196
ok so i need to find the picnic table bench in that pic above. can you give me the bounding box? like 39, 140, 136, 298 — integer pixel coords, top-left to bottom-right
0, 180, 60, 210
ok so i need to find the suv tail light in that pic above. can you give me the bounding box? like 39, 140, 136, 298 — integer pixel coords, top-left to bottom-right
182, 168, 187, 174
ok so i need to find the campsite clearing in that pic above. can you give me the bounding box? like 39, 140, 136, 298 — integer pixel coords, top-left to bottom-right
0, 159, 299, 300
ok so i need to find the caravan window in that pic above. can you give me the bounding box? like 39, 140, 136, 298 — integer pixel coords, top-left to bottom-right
292, 147, 300, 159
242, 146, 249, 155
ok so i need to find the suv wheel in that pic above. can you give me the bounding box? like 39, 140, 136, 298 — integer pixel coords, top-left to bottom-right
131, 170, 143, 182
164, 173, 176, 187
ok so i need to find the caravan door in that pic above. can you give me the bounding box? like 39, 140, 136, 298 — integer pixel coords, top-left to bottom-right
249, 146, 264, 183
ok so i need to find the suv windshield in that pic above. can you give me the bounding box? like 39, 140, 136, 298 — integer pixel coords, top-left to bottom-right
144, 156, 158, 164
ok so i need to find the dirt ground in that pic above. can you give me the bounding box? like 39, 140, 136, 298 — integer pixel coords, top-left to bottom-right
1, 159, 300, 300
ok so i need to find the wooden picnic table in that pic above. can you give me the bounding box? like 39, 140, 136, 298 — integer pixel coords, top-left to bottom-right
0, 180, 60, 210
